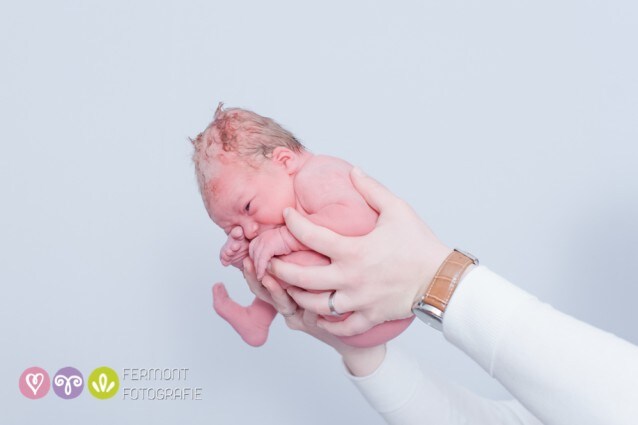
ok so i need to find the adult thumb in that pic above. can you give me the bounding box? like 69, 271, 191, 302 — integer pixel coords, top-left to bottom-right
349, 167, 398, 214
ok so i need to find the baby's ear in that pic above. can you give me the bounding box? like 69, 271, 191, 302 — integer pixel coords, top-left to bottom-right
271, 147, 299, 174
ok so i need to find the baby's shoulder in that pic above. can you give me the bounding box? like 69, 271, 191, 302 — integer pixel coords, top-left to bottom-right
296, 154, 353, 184
294, 155, 355, 211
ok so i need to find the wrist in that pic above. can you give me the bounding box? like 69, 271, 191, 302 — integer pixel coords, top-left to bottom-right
412, 244, 453, 306
412, 249, 479, 331
278, 226, 303, 253
341, 344, 387, 377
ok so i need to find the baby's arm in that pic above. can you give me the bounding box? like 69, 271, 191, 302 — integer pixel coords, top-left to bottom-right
220, 226, 250, 270
251, 156, 378, 278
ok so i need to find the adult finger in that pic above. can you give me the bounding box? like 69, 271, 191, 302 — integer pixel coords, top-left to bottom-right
243, 258, 273, 304
301, 309, 319, 327
349, 167, 401, 215
281, 307, 305, 331
262, 275, 297, 315
268, 258, 344, 290
286, 287, 351, 316
283, 208, 349, 258
316, 312, 374, 337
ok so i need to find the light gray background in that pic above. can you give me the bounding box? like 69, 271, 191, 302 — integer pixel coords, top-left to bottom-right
1, 0, 637, 424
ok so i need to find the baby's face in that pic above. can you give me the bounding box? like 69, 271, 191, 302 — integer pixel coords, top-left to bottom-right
204, 159, 296, 240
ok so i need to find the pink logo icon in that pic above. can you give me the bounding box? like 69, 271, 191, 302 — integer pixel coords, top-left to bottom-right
19, 367, 51, 399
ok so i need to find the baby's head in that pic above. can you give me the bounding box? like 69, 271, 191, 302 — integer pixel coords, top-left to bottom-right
191, 103, 307, 239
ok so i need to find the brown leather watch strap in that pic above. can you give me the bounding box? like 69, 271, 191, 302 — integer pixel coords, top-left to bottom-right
421, 250, 476, 313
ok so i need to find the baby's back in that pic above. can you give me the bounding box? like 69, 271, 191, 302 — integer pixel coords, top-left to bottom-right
292, 154, 378, 236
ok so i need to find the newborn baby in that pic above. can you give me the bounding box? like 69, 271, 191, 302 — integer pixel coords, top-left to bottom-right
191, 103, 414, 347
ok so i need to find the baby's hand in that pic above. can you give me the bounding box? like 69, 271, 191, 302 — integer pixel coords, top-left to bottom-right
249, 228, 291, 280
220, 226, 250, 270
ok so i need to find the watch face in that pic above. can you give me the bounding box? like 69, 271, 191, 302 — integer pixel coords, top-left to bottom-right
412, 303, 443, 331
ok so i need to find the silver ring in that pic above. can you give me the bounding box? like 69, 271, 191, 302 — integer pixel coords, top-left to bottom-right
328, 291, 343, 317
281, 307, 297, 318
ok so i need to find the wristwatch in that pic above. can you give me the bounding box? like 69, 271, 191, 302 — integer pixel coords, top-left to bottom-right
412, 249, 479, 331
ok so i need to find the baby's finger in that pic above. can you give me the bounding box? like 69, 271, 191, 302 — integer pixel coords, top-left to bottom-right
248, 239, 256, 260
254, 246, 267, 280
316, 312, 373, 337
256, 252, 270, 281
230, 226, 244, 239
252, 245, 261, 274
223, 244, 234, 256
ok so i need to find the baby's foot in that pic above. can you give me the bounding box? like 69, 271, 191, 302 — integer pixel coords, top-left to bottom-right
212, 283, 271, 347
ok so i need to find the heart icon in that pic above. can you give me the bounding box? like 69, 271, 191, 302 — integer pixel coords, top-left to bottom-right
19, 367, 50, 399
26, 373, 44, 395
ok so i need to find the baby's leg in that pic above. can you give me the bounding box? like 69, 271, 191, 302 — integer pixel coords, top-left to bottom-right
212, 283, 277, 347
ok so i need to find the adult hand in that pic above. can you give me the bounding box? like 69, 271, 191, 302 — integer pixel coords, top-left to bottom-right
242, 257, 385, 376
267, 167, 452, 337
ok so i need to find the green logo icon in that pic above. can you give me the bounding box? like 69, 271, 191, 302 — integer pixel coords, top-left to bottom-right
88, 367, 119, 399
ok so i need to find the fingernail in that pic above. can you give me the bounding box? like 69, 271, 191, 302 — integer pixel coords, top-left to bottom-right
266, 262, 272, 272
352, 167, 366, 177
283, 208, 290, 218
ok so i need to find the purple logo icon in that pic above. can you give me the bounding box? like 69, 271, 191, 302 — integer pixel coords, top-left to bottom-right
52, 367, 84, 399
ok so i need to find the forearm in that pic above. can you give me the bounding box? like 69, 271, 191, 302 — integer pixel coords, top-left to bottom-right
443, 266, 638, 425
278, 225, 309, 253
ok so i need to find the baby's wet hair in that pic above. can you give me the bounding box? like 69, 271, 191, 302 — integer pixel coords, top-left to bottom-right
190, 102, 305, 194
191, 102, 304, 162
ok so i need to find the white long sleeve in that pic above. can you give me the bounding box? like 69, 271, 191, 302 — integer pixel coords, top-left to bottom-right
344, 343, 543, 424
344, 266, 638, 425
444, 266, 638, 424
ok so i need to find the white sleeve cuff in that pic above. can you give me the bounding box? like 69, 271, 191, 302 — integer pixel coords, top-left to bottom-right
342, 344, 421, 413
